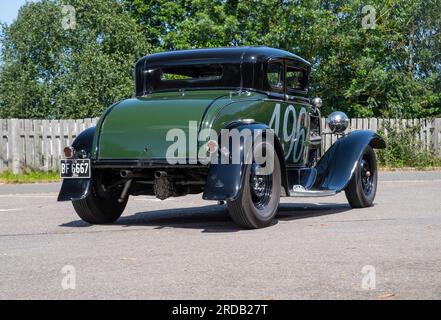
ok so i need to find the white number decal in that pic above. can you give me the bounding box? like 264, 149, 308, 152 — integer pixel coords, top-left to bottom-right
283, 105, 296, 142
269, 103, 281, 139
269, 104, 307, 162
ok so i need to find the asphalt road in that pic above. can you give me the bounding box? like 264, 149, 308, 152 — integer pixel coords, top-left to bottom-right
0, 171, 440, 299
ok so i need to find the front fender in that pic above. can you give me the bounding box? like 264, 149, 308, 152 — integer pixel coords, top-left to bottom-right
57, 127, 95, 202
202, 122, 287, 201
313, 130, 386, 192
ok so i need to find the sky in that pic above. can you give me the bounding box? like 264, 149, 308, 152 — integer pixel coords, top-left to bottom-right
0, 0, 39, 25
0, 0, 39, 60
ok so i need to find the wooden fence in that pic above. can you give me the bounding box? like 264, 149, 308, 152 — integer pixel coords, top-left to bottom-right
1, 118, 441, 173
0, 118, 98, 173
320, 118, 441, 155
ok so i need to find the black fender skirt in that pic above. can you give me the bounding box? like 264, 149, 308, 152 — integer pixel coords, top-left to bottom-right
57, 179, 91, 201
312, 130, 386, 192
202, 122, 287, 201
57, 127, 95, 202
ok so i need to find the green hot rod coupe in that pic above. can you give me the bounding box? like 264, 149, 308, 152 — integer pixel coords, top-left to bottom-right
58, 46, 385, 229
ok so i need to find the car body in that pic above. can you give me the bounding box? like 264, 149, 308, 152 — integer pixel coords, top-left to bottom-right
58, 46, 385, 228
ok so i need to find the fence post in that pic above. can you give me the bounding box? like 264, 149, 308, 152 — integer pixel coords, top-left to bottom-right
433, 118, 441, 156
8, 119, 21, 174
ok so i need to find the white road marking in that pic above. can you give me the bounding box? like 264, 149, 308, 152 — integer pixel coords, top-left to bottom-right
0, 208, 22, 212
381, 179, 441, 183
0, 194, 56, 198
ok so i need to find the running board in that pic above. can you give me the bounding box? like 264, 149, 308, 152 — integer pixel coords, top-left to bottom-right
289, 185, 336, 197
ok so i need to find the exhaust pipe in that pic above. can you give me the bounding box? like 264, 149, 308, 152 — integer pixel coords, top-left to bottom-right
155, 171, 167, 179
120, 170, 132, 178
118, 179, 132, 203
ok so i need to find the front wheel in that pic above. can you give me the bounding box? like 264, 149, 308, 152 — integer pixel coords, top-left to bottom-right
344, 145, 378, 208
227, 145, 281, 229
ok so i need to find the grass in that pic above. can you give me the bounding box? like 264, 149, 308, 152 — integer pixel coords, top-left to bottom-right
0, 170, 60, 184
376, 121, 441, 169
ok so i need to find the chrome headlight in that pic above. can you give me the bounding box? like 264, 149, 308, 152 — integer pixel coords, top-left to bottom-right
326, 111, 349, 134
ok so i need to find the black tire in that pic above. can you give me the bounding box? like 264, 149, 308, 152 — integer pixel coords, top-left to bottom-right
72, 174, 127, 224
227, 144, 281, 229
344, 145, 378, 208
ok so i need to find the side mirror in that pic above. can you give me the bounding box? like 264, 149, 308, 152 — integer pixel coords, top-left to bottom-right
326, 111, 349, 134
312, 97, 322, 109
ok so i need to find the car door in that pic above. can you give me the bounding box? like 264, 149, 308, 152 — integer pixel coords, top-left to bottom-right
266, 59, 310, 166
283, 60, 311, 167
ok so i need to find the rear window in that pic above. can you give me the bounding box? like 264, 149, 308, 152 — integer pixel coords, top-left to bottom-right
142, 63, 241, 93
161, 64, 223, 81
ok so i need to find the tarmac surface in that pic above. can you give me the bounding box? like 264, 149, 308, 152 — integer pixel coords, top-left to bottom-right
0, 171, 440, 299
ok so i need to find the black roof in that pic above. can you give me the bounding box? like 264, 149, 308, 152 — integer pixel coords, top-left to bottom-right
138, 46, 311, 67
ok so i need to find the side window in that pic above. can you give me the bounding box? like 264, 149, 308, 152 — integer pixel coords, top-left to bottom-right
267, 62, 284, 91
286, 66, 307, 93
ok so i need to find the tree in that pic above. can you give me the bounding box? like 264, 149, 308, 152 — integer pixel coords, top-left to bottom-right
1, 0, 440, 119
127, 0, 440, 118
0, 0, 149, 118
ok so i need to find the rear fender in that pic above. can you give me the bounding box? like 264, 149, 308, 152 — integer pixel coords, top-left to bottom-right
57, 127, 95, 201
313, 130, 386, 192
202, 122, 287, 201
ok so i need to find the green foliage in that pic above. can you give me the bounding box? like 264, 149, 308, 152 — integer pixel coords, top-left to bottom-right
0, 0, 440, 119
0, 0, 149, 118
126, 0, 441, 118
0, 170, 60, 183
377, 121, 441, 168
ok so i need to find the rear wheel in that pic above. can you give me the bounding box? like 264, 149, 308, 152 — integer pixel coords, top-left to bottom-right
344, 145, 377, 208
227, 144, 281, 229
72, 172, 127, 224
